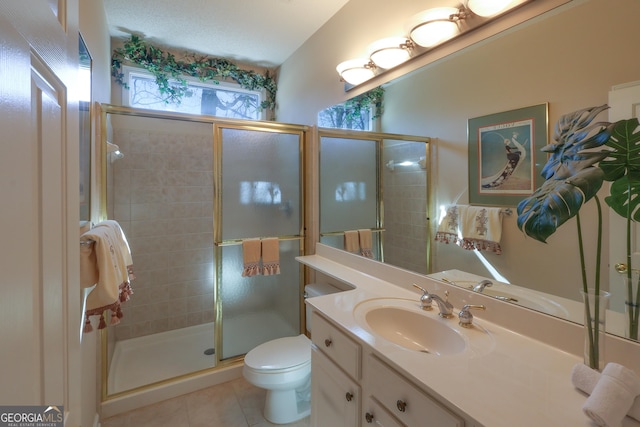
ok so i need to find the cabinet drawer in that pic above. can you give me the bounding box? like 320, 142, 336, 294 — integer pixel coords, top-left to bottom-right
368, 355, 463, 427
311, 311, 361, 380
364, 398, 403, 427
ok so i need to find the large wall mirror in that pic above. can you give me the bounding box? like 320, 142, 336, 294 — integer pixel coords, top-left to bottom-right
317, 0, 640, 344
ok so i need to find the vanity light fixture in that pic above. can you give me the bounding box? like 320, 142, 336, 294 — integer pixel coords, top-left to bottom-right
336, 58, 377, 85
467, 0, 515, 17
336, 0, 530, 87
406, 7, 465, 48
367, 37, 414, 69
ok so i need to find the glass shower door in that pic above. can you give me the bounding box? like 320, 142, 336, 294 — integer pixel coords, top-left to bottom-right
215, 124, 304, 360
319, 135, 380, 257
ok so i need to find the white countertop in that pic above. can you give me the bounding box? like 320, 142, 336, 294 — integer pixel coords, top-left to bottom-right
298, 248, 640, 427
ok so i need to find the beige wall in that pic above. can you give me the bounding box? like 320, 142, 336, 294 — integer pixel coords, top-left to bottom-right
278, 0, 640, 301
79, 0, 111, 425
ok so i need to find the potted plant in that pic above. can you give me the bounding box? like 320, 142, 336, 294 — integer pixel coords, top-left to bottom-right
516, 104, 640, 369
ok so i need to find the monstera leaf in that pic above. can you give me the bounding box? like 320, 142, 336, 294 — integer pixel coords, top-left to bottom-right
517, 105, 612, 242
517, 167, 605, 242
600, 118, 640, 220
541, 104, 611, 180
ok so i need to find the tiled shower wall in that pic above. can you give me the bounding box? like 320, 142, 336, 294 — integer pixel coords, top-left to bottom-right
109, 116, 215, 340
383, 141, 429, 274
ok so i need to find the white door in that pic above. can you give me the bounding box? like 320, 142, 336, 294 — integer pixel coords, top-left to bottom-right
608, 81, 640, 313
0, 1, 81, 425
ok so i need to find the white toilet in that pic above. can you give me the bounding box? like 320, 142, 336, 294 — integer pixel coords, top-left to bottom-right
242, 283, 341, 424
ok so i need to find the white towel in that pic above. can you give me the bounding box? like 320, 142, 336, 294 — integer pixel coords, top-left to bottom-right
358, 229, 373, 258
81, 220, 134, 332
344, 230, 360, 254
242, 239, 261, 277
435, 205, 463, 245
572, 363, 640, 422
261, 238, 281, 276
96, 220, 135, 282
460, 206, 503, 254
583, 363, 640, 427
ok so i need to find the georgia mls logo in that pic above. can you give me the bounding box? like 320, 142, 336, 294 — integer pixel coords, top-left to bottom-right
0, 405, 63, 427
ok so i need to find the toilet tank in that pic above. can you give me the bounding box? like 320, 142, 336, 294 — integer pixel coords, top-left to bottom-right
304, 283, 341, 333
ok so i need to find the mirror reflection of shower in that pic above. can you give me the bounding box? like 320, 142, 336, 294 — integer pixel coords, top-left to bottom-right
106, 141, 124, 163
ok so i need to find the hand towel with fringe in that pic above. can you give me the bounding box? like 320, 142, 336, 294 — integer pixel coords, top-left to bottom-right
80, 220, 134, 332
571, 363, 640, 423
583, 362, 640, 427
344, 230, 360, 254
358, 229, 373, 258
435, 205, 463, 245
261, 237, 281, 275
98, 220, 135, 284
460, 206, 503, 254
242, 238, 261, 277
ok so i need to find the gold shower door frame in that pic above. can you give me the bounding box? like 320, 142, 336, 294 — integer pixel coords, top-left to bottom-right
315, 128, 432, 272
98, 104, 308, 401
212, 120, 308, 365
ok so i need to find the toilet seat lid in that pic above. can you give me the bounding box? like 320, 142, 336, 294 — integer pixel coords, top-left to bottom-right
245, 334, 311, 370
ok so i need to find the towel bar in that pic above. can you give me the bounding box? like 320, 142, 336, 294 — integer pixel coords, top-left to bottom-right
320, 228, 385, 237
80, 239, 95, 246
215, 235, 303, 247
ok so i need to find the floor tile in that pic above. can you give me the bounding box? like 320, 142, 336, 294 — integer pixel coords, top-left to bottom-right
101, 378, 310, 427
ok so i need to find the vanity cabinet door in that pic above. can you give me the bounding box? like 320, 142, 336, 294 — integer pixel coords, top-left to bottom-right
311, 311, 361, 380
363, 399, 403, 427
368, 355, 463, 427
311, 348, 360, 427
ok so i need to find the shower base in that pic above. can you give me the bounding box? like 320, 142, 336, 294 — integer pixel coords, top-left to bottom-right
108, 322, 216, 394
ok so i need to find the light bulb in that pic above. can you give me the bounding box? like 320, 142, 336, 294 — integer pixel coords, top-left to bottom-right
467, 0, 514, 17
406, 7, 461, 48
336, 59, 375, 85
368, 37, 412, 69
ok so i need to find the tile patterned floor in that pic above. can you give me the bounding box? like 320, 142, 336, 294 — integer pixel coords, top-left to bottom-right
101, 378, 310, 427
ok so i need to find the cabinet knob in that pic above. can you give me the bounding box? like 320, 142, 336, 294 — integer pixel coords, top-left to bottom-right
396, 399, 407, 412
365, 412, 374, 423
324, 338, 332, 347
345, 392, 354, 402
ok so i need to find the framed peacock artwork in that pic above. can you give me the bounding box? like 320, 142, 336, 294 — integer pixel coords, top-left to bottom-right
468, 103, 548, 207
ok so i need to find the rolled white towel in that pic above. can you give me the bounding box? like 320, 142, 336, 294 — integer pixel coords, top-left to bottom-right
571, 363, 640, 423
583, 363, 640, 427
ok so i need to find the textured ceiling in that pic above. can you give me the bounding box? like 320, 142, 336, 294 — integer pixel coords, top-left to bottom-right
103, 0, 350, 68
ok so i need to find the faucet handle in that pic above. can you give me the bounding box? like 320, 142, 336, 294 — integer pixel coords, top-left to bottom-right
473, 279, 493, 293
458, 304, 486, 328
412, 284, 433, 310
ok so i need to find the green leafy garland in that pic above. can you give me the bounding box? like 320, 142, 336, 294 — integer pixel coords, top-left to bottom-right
111, 35, 277, 111
345, 87, 385, 121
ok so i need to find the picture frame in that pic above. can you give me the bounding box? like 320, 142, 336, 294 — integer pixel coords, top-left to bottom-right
468, 103, 548, 207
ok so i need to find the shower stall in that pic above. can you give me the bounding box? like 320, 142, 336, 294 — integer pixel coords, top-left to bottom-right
100, 105, 305, 398
317, 129, 432, 273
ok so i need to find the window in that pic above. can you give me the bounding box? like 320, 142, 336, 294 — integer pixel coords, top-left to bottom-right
317, 87, 384, 131
122, 66, 265, 120
318, 103, 374, 131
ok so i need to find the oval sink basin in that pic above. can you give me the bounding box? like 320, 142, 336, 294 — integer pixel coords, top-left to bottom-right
363, 306, 466, 355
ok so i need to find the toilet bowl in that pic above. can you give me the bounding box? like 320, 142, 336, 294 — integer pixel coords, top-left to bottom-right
242, 283, 340, 424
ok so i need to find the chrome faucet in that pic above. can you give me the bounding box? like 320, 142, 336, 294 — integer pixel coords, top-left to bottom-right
412, 284, 433, 310
430, 291, 454, 318
458, 304, 486, 328
473, 279, 493, 293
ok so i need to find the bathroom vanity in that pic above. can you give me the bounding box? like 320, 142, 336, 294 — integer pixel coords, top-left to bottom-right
299, 244, 640, 427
